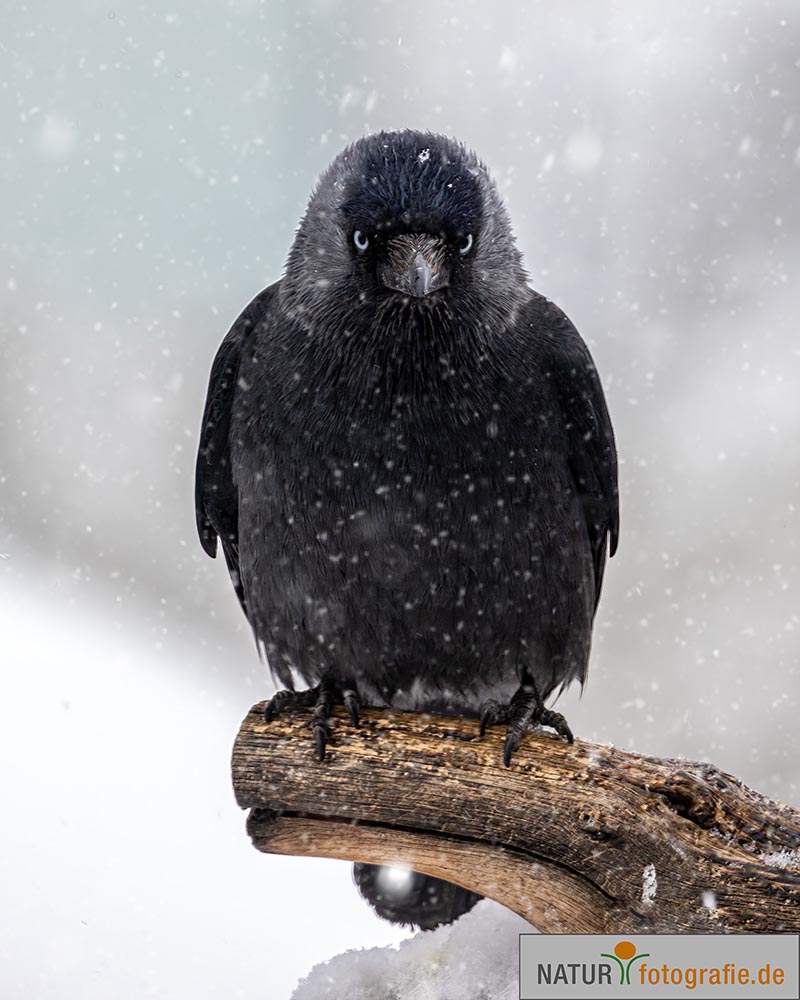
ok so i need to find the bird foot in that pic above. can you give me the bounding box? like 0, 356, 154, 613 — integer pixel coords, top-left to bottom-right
479, 680, 573, 767
264, 676, 361, 761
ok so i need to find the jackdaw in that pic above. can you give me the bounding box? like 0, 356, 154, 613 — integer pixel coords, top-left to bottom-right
196, 129, 618, 928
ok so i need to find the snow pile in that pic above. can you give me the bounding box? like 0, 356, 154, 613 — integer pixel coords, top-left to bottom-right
292, 900, 533, 1000
759, 849, 800, 872
641, 863, 658, 907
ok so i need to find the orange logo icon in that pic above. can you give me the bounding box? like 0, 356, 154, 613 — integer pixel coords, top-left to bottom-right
600, 940, 651, 985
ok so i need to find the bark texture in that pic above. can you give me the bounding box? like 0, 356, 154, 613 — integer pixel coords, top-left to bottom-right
232, 704, 800, 933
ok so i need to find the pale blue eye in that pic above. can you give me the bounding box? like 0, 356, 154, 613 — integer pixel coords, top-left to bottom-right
459, 233, 474, 255
353, 230, 369, 251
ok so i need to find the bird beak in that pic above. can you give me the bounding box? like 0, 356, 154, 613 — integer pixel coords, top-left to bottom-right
381, 234, 449, 298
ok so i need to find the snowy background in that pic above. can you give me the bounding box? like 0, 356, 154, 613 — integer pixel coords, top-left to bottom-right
2, 1, 799, 997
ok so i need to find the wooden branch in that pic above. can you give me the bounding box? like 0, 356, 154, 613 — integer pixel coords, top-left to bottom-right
232, 704, 800, 933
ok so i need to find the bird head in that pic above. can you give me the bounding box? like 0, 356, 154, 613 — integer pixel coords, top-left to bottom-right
283, 131, 527, 332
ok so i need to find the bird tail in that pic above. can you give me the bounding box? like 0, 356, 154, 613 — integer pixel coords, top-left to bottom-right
352, 863, 482, 930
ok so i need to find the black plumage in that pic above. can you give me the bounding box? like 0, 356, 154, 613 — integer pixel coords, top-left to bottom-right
196, 129, 618, 928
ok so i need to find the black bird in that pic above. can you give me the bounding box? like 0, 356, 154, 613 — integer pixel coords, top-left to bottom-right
196, 129, 618, 928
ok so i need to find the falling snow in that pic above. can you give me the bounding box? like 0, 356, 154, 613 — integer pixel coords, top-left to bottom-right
38, 114, 78, 160
1, 3, 798, 999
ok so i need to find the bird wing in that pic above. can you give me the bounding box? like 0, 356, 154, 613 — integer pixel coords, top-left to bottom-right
195, 283, 279, 615
532, 294, 619, 613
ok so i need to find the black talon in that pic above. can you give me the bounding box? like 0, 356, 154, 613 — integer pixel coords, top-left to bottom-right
264, 675, 361, 760
479, 699, 511, 737
479, 701, 494, 737
541, 708, 574, 744
343, 688, 360, 727
479, 672, 574, 765
503, 729, 523, 768
264, 686, 316, 722
313, 718, 331, 760
312, 680, 336, 761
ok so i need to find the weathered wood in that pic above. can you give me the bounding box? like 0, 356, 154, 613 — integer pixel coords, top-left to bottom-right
232, 703, 800, 933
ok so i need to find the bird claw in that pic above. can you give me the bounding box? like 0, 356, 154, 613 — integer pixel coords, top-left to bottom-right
343, 687, 361, 728
313, 719, 332, 761
503, 727, 523, 768
264, 686, 316, 722
479, 699, 512, 737
541, 708, 574, 744
479, 677, 574, 766
265, 677, 361, 761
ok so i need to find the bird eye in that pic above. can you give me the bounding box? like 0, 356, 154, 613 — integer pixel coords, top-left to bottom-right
458, 233, 474, 255
353, 230, 369, 252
